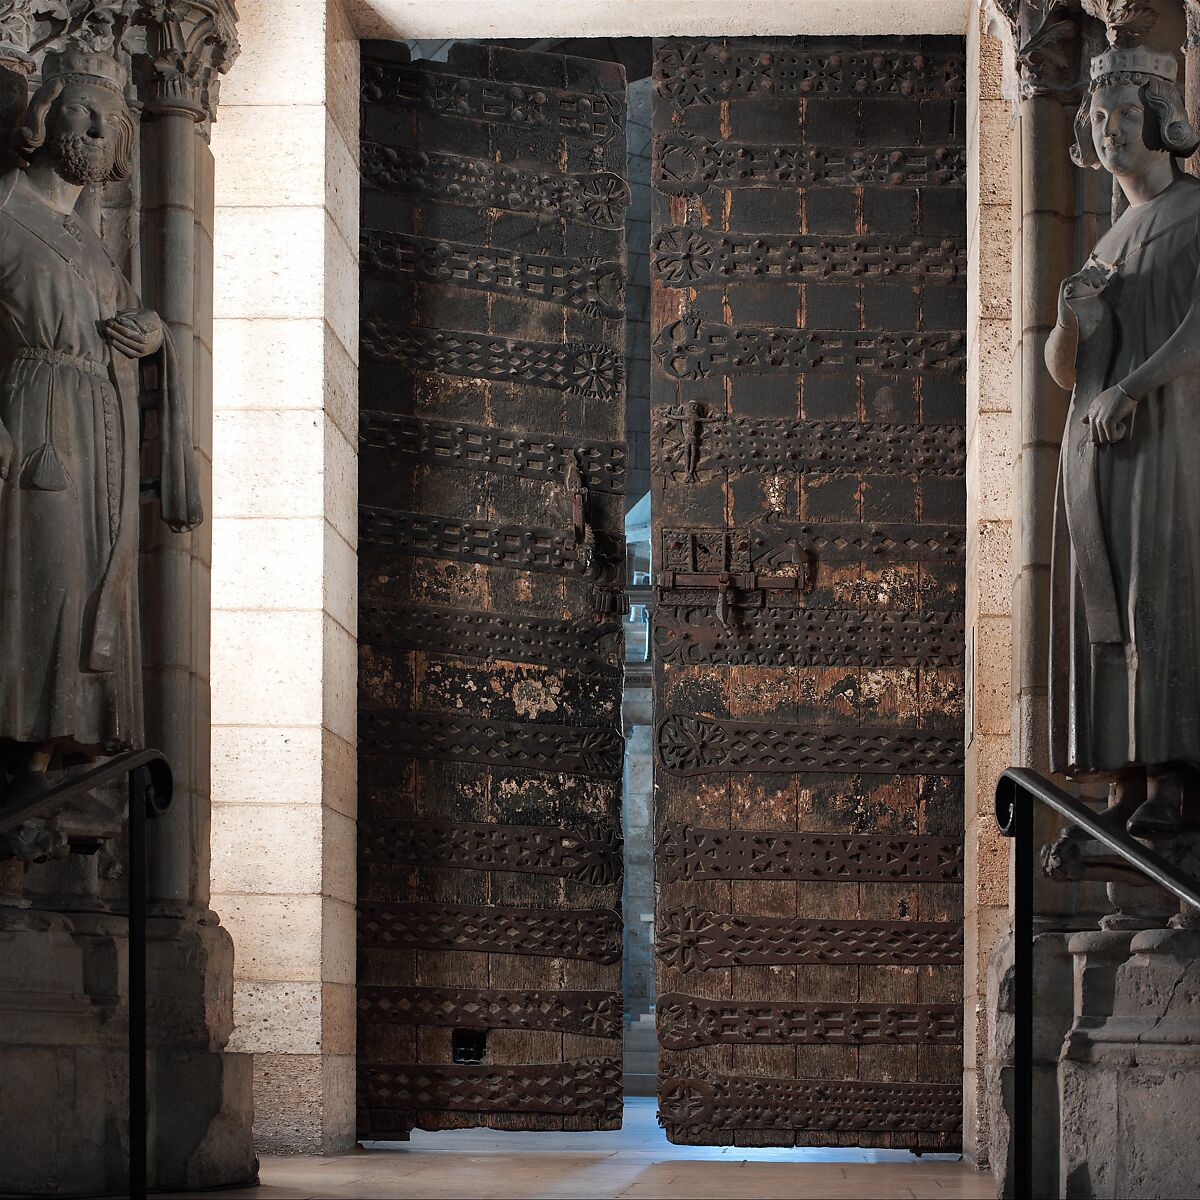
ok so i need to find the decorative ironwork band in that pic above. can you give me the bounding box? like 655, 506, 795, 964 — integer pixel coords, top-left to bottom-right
359, 409, 627, 494
658, 1073, 962, 1134
652, 228, 965, 286
656, 994, 963, 1049
359, 709, 624, 780
361, 818, 622, 885
657, 826, 963, 883
361, 229, 625, 318
358, 985, 623, 1040
359, 506, 623, 584
360, 141, 630, 228
361, 58, 624, 142
358, 900, 622, 963
360, 1059, 623, 1118
655, 319, 965, 380
654, 135, 967, 192
652, 404, 965, 480
652, 606, 965, 669
359, 599, 623, 674
656, 908, 964, 970
362, 319, 624, 402
661, 523, 966, 570
656, 714, 963, 777
653, 43, 966, 106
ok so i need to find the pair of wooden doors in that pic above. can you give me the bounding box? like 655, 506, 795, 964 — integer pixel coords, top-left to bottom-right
357, 35, 966, 1149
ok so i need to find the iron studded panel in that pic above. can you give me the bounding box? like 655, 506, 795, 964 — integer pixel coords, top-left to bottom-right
358, 41, 626, 1137
651, 34, 965, 1150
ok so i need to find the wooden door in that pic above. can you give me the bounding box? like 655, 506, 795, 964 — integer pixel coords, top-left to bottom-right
356, 41, 628, 1138
650, 36, 968, 1149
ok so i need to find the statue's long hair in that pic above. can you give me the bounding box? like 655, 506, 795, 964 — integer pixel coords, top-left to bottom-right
14, 77, 135, 182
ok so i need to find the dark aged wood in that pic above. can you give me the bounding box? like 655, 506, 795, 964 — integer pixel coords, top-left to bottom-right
657, 826, 963, 882
361, 230, 625, 318
653, 404, 965, 480
657, 1074, 962, 1136
651, 35, 965, 1149
360, 818, 623, 885
358, 599, 623, 673
361, 55, 625, 142
656, 910, 963, 969
358, 901, 623, 963
652, 41, 966, 106
359, 410, 627, 494
358, 42, 626, 1135
360, 1060, 624, 1135
653, 136, 966, 192
651, 228, 965, 286
360, 141, 629, 227
656, 994, 963, 1049
656, 319, 966, 380
359, 710, 624, 779
652, 605, 964, 668
362, 320, 625, 401
655, 714, 963, 777
358, 986, 624, 1040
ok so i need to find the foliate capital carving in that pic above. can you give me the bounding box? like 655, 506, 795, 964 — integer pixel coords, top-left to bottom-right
990, 0, 1085, 101
136, 0, 238, 121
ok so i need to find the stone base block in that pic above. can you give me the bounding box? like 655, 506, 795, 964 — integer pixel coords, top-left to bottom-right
252, 1051, 355, 1154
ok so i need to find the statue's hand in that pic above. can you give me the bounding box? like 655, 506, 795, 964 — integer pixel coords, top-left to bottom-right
104, 309, 163, 359
1086, 383, 1139, 444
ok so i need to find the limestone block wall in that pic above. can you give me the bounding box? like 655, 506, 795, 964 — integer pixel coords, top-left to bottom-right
963, 5, 1014, 1166
210, 0, 361, 1154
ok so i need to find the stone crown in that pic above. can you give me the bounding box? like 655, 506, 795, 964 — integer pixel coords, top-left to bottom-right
1090, 45, 1178, 83
40, 45, 127, 95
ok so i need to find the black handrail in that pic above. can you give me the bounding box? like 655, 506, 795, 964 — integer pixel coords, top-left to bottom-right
994, 766, 1200, 1200
0, 749, 172, 1200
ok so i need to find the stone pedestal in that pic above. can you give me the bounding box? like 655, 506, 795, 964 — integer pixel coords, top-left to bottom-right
1058, 926, 1200, 1198
0, 904, 256, 1195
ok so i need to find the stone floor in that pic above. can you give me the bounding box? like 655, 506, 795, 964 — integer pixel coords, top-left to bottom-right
167, 1098, 994, 1199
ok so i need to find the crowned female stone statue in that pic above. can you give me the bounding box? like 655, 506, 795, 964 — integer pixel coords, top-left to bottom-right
0, 43, 202, 800
1046, 45, 1200, 837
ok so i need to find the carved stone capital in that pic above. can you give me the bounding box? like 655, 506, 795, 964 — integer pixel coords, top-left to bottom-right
136, 0, 238, 122
1080, 0, 1160, 47
989, 0, 1086, 101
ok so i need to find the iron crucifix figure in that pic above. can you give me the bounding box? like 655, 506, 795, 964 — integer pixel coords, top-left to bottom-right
1045, 46, 1200, 837
0, 43, 202, 802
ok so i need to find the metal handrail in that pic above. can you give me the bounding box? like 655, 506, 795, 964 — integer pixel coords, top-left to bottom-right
994, 766, 1200, 1199
0, 749, 173, 1200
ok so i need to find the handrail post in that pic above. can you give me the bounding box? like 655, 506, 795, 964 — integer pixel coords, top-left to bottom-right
1011, 792, 1033, 1199
129, 766, 149, 1200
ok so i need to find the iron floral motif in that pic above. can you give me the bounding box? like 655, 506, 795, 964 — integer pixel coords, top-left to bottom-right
360, 228, 625, 319
654, 134, 966, 193
655, 713, 963, 777
655, 908, 964, 970
359, 409, 627, 494
362, 319, 624, 401
652, 42, 965, 107
658, 1072, 962, 1134
656, 993, 963, 1048
360, 140, 630, 228
359, 709, 624, 780
656, 825, 963, 882
652, 227, 965, 286
655, 318, 965, 380
358, 599, 623, 673
360, 818, 622, 885
358, 900, 622, 962
357, 985, 623, 1040
361, 56, 624, 141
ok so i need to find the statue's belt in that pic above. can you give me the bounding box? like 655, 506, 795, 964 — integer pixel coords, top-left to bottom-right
8, 347, 108, 378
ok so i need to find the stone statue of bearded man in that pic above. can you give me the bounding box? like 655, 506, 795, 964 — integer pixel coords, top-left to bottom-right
0, 44, 202, 800
1046, 46, 1200, 837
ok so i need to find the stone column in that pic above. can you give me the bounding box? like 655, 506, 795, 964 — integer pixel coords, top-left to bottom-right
1184, 1, 1200, 176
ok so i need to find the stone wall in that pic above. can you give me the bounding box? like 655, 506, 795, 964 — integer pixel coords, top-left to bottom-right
210, 0, 361, 1154
963, 4, 1014, 1165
